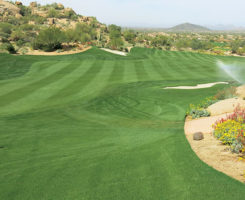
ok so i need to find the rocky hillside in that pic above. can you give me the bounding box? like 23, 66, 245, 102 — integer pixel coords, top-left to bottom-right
0, 1, 115, 54
0, 1, 105, 29
0, 0, 22, 18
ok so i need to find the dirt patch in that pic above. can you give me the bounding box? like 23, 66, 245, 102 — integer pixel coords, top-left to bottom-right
25, 46, 91, 56
237, 85, 245, 99
185, 115, 245, 183
185, 113, 232, 135
208, 98, 245, 116
164, 82, 228, 90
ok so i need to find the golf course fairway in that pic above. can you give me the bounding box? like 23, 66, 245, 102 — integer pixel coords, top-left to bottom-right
0, 47, 245, 200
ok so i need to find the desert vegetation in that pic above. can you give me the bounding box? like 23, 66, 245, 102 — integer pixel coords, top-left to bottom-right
187, 86, 237, 119
213, 106, 245, 154
1, 1, 245, 55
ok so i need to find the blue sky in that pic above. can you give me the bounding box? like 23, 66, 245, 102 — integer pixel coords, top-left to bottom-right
20, 0, 245, 28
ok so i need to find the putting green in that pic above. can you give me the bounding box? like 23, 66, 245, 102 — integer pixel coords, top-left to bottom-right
0, 47, 245, 200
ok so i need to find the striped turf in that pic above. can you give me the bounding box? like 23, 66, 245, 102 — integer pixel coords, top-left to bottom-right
0, 47, 245, 200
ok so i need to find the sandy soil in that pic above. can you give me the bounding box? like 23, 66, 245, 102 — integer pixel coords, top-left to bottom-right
185, 131, 245, 183
185, 113, 232, 135
25, 46, 91, 56
101, 48, 127, 56
208, 98, 245, 116
237, 85, 245, 99
164, 82, 228, 90
185, 112, 245, 183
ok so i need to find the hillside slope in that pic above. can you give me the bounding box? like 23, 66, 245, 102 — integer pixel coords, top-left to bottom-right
168, 22, 210, 32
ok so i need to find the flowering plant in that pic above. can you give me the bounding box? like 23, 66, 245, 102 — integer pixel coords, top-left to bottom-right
187, 96, 217, 119
213, 105, 245, 154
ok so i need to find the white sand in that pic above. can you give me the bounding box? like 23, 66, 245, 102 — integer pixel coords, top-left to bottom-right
101, 48, 127, 56
164, 82, 229, 90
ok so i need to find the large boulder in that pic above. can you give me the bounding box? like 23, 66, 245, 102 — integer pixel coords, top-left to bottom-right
57, 3, 64, 9
0, 0, 20, 16
193, 132, 204, 141
15, 1, 22, 6
48, 18, 55, 25
30, 2, 37, 8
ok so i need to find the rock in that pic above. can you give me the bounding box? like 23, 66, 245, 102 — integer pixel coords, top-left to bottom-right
57, 3, 64, 9
193, 132, 204, 141
28, 20, 35, 25
15, 1, 22, 6
15, 13, 22, 18
30, 2, 37, 8
48, 18, 55, 25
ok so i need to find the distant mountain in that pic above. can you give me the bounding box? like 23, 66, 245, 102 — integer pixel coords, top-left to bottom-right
167, 23, 210, 32
207, 24, 245, 32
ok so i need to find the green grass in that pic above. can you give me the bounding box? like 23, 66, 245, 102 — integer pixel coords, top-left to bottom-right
0, 47, 245, 200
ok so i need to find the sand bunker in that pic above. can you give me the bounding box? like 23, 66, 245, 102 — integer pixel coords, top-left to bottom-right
101, 48, 127, 56
164, 82, 228, 90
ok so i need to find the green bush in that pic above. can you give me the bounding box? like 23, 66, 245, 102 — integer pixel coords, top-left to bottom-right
189, 107, 210, 119
47, 8, 60, 18
214, 86, 237, 100
0, 23, 12, 34
63, 10, 77, 20
65, 23, 96, 43
18, 5, 32, 16
186, 97, 217, 119
0, 43, 16, 54
10, 30, 25, 41
123, 30, 136, 44
108, 24, 124, 49
32, 27, 65, 52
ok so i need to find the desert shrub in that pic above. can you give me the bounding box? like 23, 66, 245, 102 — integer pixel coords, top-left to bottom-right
21, 15, 46, 25
63, 10, 77, 20
1, 37, 9, 43
199, 96, 218, 108
214, 86, 237, 100
124, 30, 136, 44
19, 47, 29, 55
16, 39, 25, 47
32, 27, 65, 52
47, 8, 60, 18
19, 24, 35, 31
0, 23, 12, 35
187, 96, 217, 119
65, 23, 96, 43
108, 24, 123, 49
213, 119, 242, 145
18, 5, 32, 16
188, 105, 210, 119
10, 30, 25, 41
213, 106, 245, 153
0, 43, 16, 54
